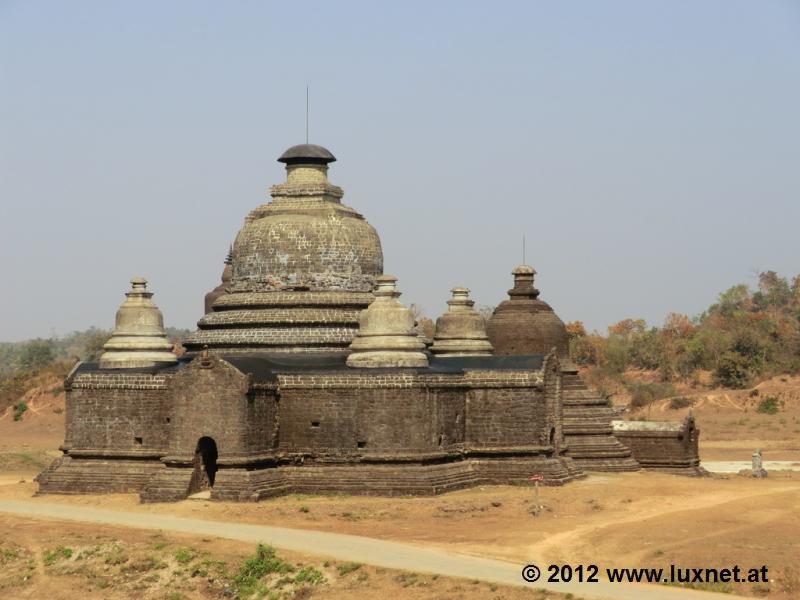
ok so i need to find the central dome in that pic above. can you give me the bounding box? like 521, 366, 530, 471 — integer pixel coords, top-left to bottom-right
229, 144, 383, 293
185, 144, 384, 354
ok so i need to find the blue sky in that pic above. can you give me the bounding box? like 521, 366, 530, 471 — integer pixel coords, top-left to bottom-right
1, 1, 799, 341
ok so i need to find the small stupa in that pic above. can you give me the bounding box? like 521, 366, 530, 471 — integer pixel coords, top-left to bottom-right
346, 275, 429, 368
487, 265, 639, 472
98, 277, 178, 369
430, 287, 493, 356
486, 265, 569, 356
204, 247, 233, 314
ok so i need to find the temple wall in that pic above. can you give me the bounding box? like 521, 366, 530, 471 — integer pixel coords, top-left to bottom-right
45, 360, 586, 500
276, 387, 465, 454
431, 389, 465, 448
465, 388, 543, 447
543, 354, 563, 449
65, 373, 170, 452
277, 387, 359, 452
168, 357, 273, 457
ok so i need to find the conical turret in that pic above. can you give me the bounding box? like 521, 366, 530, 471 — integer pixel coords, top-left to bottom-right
430, 287, 493, 356
346, 275, 429, 368
99, 278, 177, 369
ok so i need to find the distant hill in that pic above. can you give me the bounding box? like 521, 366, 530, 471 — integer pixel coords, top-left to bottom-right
568, 270, 800, 403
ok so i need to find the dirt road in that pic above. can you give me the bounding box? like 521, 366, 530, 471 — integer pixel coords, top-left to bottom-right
0, 499, 744, 600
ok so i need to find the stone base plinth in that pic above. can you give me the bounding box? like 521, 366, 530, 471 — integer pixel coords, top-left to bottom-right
38, 453, 584, 503
36, 456, 163, 495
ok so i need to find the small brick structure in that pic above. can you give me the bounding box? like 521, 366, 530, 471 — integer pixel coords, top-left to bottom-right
612, 416, 707, 476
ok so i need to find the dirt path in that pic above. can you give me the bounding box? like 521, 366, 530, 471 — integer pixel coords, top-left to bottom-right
0, 500, 744, 600
526, 484, 797, 565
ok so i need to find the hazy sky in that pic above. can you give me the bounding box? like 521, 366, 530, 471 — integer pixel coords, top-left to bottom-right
2, 1, 799, 342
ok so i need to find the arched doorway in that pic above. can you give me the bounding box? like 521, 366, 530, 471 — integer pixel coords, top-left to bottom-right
191, 437, 218, 492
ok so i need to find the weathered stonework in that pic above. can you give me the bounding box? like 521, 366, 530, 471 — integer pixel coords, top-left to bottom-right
487, 266, 640, 472
41, 141, 712, 502
346, 275, 428, 368
612, 416, 707, 476
185, 146, 382, 354
430, 287, 493, 356
99, 278, 177, 369
38, 352, 584, 501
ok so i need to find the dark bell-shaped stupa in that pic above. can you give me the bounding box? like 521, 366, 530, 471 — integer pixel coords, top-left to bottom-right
486, 265, 569, 357
204, 247, 233, 314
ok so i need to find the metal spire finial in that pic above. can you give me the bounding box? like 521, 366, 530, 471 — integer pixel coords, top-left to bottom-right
522, 234, 526, 264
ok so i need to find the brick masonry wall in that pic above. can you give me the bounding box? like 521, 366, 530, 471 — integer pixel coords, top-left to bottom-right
465, 387, 543, 447
277, 387, 467, 454
66, 373, 170, 452
47, 357, 586, 499
168, 356, 275, 458
614, 428, 702, 471
543, 353, 563, 451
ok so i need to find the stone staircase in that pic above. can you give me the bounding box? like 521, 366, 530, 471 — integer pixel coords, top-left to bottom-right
140, 467, 194, 503
561, 371, 640, 472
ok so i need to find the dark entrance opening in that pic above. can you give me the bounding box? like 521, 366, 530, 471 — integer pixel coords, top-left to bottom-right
193, 436, 218, 489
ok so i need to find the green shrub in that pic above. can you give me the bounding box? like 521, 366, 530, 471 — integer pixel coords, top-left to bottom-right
669, 397, 694, 410
714, 351, 752, 388
43, 545, 73, 566
12, 401, 27, 421
234, 544, 294, 597
337, 562, 362, 576
173, 547, 195, 564
294, 565, 326, 585
757, 396, 779, 414
627, 382, 677, 408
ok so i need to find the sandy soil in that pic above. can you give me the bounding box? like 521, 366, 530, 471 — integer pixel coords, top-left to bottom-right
0, 375, 64, 479
2, 473, 798, 598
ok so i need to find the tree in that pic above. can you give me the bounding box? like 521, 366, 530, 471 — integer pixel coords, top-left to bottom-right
565, 321, 587, 340
714, 351, 752, 389
754, 270, 791, 309
709, 284, 752, 317
17, 339, 55, 370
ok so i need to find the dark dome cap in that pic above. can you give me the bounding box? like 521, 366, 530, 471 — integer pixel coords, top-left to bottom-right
277, 144, 337, 165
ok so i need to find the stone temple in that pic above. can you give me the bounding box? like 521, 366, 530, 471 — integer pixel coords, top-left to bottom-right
37, 143, 700, 502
